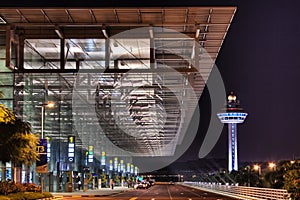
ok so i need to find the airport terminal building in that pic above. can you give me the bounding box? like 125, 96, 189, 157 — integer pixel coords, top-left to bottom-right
0, 6, 235, 191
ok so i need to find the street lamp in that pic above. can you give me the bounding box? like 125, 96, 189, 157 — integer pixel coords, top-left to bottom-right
268, 162, 276, 171
40, 101, 55, 139
290, 160, 295, 164
253, 164, 261, 175
38, 101, 55, 192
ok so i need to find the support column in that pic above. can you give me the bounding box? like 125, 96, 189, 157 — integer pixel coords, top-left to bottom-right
60, 38, 65, 70
228, 123, 238, 172
105, 39, 110, 69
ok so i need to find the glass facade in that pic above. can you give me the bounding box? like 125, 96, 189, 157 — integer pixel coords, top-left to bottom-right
0, 31, 13, 109
12, 36, 141, 191
0, 6, 237, 192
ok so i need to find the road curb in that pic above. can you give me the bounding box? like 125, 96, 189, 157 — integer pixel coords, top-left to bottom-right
52, 189, 129, 198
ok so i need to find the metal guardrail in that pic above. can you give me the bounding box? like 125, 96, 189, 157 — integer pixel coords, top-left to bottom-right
183, 181, 291, 200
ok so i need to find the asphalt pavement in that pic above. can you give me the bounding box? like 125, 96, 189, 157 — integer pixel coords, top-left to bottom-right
52, 186, 132, 198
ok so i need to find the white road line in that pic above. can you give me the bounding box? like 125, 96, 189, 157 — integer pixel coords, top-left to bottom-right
167, 185, 173, 200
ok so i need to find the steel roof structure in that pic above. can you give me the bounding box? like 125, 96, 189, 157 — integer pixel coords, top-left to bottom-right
0, 7, 236, 160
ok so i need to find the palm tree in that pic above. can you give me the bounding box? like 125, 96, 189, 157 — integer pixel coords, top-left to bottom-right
9, 119, 39, 183
0, 104, 16, 181
0, 104, 39, 182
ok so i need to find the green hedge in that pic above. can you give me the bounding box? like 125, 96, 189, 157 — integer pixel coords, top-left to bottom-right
0, 182, 53, 200
0, 192, 53, 200
0, 196, 10, 200
0, 182, 25, 195
0, 182, 42, 195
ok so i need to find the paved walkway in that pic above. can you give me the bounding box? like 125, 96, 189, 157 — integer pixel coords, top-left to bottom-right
52, 187, 131, 198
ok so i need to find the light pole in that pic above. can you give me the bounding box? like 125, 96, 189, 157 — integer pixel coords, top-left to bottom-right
253, 164, 261, 187
39, 101, 55, 192
40, 101, 55, 139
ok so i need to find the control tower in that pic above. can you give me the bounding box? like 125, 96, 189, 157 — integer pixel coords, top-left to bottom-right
217, 92, 248, 172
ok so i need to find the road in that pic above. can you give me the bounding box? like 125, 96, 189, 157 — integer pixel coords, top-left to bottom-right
60, 184, 236, 200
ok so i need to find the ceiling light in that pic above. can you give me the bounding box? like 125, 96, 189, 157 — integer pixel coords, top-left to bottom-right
195, 25, 200, 38
102, 26, 109, 39
55, 26, 64, 39
149, 28, 154, 39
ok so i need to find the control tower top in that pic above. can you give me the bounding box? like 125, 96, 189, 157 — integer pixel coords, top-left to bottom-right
217, 92, 248, 124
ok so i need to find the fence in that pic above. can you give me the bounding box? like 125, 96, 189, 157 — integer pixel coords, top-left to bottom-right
183, 182, 291, 200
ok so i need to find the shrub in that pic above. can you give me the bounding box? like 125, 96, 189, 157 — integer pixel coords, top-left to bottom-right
0, 196, 10, 200
0, 182, 25, 195
23, 183, 41, 192
11, 183, 26, 193
7, 192, 24, 200
42, 192, 53, 198
22, 192, 44, 200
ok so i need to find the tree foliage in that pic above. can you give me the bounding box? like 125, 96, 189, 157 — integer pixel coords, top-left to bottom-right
283, 161, 300, 200
260, 160, 300, 200
0, 104, 39, 181
0, 118, 39, 165
0, 104, 15, 124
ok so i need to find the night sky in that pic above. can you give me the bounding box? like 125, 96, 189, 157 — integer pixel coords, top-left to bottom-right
200, 0, 300, 162
1, 0, 300, 163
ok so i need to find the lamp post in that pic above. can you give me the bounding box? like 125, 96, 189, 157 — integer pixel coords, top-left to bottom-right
39, 101, 55, 192
40, 102, 55, 139
253, 164, 261, 187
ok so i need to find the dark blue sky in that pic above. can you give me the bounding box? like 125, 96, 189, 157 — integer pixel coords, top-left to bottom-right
203, 0, 300, 162
1, 0, 300, 162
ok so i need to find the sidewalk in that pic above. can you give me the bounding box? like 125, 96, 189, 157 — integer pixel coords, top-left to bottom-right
52, 186, 131, 198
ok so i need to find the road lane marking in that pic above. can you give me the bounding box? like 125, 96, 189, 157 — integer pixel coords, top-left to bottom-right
167, 185, 173, 200
129, 197, 137, 200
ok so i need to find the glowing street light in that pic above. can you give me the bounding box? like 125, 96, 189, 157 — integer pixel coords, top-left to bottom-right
268, 162, 276, 170
37, 101, 55, 193
290, 160, 295, 164
253, 164, 261, 175
40, 101, 55, 139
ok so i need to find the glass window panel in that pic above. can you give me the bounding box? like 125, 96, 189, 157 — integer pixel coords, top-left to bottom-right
24, 39, 60, 69
0, 100, 13, 110
0, 35, 5, 45
10, 42, 17, 67
0, 49, 5, 58
0, 73, 13, 85
0, 60, 11, 72
0, 86, 13, 99
65, 62, 76, 69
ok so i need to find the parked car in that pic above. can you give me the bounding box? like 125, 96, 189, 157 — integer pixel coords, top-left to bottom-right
134, 181, 150, 189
